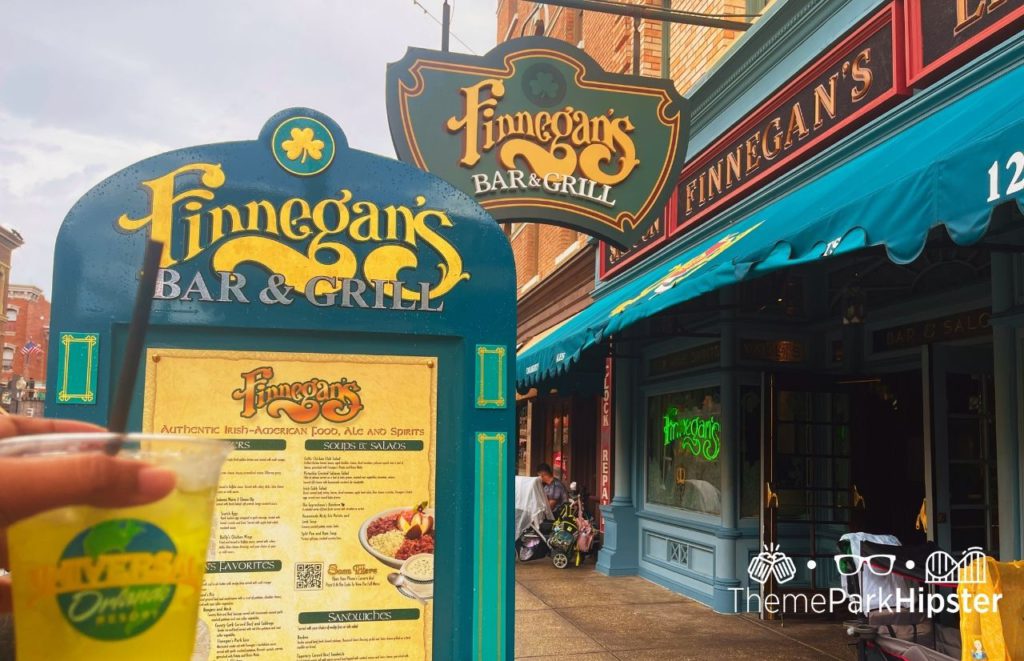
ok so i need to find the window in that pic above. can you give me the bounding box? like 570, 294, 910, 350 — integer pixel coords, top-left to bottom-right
2, 346, 13, 371
516, 402, 532, 475
646, 386, 722, 515
746, 0, 773, 15
5, 307, 16, 322
571, 9, 583, 47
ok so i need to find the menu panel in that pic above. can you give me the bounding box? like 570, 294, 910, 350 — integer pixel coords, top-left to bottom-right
143, 349, 437, 661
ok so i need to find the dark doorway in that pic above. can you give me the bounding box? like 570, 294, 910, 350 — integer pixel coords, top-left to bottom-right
929, 344, 998, 556
761, 370, 927, 614
529, 394, 600, 515
848, 371, 927, 545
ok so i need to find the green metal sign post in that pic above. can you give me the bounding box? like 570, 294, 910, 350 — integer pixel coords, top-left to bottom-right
47, 108, 516, 661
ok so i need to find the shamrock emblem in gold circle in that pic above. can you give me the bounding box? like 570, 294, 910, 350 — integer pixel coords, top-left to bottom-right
281, 127, 325, 164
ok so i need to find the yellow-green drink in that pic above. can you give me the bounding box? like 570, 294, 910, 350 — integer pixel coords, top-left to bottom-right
1, 434, 230, 661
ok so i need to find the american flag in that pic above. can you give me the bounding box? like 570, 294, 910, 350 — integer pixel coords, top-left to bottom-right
21, 341, 43, 358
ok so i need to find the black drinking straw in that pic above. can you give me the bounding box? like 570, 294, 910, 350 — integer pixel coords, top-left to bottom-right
106, 240, 164, 450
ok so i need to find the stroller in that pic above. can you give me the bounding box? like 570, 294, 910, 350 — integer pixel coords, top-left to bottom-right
841, 538, 961, 660
514, 477, 597, 568
514, 476, 553, 562
547, 481, 597, 568
842, 537, 1024, 660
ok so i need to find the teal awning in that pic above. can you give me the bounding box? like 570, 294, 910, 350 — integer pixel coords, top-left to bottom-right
518, 60, 1024, 387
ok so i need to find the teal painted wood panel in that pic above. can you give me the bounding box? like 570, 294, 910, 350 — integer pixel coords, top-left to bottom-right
56, 332, 99, 405
475, 345, 508, 409
474, 431, 508, 660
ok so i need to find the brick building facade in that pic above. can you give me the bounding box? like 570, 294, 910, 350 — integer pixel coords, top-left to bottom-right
509, 0, 1024, 615
2, 284, 50, 416
0, 225, 24, 342
500, 0, 768, 506
498, 0, 762, 347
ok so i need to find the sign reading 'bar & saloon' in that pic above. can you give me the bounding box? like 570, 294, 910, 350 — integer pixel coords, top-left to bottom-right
387, 37, 690, 249
906, 0, 1024, 86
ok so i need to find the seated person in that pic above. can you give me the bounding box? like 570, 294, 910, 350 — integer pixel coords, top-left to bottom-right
536, 462, 567, 514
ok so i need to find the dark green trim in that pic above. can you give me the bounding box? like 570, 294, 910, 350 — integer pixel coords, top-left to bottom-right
688, 0, 892, 147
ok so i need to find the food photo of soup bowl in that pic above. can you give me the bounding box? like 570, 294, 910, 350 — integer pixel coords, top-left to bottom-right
401, 553, 434, 583
399, 553, 435, 600
358, 504, 435, 569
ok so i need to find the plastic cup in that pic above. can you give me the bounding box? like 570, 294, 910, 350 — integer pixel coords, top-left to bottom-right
0, 434, 231, 661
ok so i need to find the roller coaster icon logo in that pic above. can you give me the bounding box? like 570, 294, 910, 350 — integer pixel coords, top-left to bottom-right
925, 547, 987, 585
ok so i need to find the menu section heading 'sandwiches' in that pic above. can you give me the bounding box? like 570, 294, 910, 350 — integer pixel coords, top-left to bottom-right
906, 0, 1024, 86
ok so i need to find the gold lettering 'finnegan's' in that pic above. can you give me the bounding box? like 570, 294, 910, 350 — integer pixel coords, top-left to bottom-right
232, 367, 363, 424
446, 79, 640, 186
116, 164, 470, 301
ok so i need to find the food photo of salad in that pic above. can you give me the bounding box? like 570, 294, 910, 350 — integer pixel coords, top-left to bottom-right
359, 501, 435, 568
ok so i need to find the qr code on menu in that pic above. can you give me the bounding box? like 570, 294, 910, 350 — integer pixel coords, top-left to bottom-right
294, 562, 323, 591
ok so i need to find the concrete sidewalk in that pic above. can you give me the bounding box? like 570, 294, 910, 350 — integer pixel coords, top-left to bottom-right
514, 560, 855, 660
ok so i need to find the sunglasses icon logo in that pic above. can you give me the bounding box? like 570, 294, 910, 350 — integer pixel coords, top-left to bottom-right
834, 554, 896, 577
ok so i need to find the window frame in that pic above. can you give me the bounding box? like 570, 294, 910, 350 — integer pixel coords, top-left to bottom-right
746, 0, 772, 16
640, 375, 725, 522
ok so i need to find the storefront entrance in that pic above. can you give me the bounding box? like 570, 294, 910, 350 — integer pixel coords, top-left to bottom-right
929, 345, 998, 556
762, 374, 864, 603
760, 344, 997, 612
518, 394, 601, 515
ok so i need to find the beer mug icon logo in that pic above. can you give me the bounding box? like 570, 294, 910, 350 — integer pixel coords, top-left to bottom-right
748, 544, 797, 585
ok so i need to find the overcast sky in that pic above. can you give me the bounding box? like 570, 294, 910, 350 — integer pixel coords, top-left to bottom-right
0, 1, 497, 296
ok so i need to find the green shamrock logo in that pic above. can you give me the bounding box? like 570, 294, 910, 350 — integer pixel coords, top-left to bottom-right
521, 63, 566, 107
271, 116, 335, 176
529, 71, 560, 99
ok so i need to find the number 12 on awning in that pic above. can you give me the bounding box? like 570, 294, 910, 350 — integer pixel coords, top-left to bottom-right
987, 150, 1024, 203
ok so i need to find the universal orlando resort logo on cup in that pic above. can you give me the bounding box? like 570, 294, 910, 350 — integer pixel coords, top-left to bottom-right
734, 544, 1002, 618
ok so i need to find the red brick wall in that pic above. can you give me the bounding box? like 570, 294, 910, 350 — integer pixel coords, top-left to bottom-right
0, 228, 23, 341
0, 247, 12, 340
667, 0, 749, 94
511, 224, 539, 290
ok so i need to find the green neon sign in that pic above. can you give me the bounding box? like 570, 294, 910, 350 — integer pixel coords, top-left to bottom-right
663, 408, 720, 461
